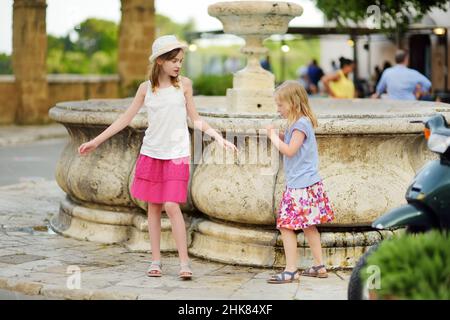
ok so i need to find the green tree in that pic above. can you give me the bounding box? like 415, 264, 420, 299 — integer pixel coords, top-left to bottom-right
0, 53, 12, 74
47, 18, 119, 74
315, 0, 448, 39
155, 14, 195, 40
45, 14, 193, 75
74, 18, 118, 55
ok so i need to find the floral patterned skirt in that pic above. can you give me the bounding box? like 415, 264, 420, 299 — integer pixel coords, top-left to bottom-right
277, 181, 335, 230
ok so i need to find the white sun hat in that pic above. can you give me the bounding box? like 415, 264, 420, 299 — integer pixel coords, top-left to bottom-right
149, 35, 188, 62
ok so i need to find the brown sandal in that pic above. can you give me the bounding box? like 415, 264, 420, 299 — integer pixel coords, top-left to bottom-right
146, 261, 162, 277
301, 264, 328, 278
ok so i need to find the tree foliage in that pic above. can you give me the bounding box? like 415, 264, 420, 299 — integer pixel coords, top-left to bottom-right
315, 0, 449, 32
75, 18, 118, 55
44, 14, 195, 75
46, 18, 118, 74
155, 14, 195, 39
0, 53, 12, 74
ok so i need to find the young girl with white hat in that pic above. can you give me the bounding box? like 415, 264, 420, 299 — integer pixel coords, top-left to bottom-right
78, 35, 237, 280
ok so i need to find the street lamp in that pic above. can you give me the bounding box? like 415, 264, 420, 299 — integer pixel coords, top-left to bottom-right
188, 44, 198, 52
186, 43, 198, 78
280, 40, 289, 82
433, 27, 446, 36
281, 44, 290, 52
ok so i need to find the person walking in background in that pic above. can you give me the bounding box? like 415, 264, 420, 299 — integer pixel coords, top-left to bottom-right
78, 35, 237, 280
265, 81, 335, 284
330, 60, 339, 72
372, 65, 381, 92
306, 59, 324, 95
374, 61, 392, 89
296, 65, 311, 93
225, 55, 241, 73
321, 57, 355, 99
372, 50, 431, 100
261, 55, 273, 72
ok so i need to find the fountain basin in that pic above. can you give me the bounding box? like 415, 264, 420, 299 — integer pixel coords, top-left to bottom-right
48, 97, 450, 267
208, 1, 303, 37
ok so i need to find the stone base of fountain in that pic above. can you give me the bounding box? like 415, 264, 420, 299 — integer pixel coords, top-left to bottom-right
189, 219, 395, 268
50, 196, 193, 252
50, 198, 394, 269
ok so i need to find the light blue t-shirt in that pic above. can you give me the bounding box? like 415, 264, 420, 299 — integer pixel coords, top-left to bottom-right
376, 65, 431, 100
283, 117, 321, 188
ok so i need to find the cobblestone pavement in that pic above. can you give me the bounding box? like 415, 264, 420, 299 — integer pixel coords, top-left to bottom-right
0, 180, 350, 300
0, 124, 350, 300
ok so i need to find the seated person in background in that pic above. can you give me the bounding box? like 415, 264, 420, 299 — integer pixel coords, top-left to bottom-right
321, 57, 355, 99
415, 84, 434, 101
372, 49, 431, 100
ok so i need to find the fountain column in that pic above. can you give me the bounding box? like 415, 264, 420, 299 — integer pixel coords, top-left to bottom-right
208, 2, 302, 113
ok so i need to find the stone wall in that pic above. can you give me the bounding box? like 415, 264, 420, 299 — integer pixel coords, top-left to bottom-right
0, 75, 120, 125
0, 77, 20, 124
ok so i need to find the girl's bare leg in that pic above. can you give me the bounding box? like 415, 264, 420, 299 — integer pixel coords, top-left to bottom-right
147, 203, 163, 262
164, 202, 189, 263
279, 227, 298, 272
303, 225, 326, 273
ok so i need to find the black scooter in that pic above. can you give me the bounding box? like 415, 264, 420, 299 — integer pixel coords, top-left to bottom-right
348, 114, 450, 300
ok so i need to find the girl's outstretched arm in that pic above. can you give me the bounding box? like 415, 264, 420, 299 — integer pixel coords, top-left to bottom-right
182, 77, 237, 152
78, 81, 148, 155
266, 124, 305, 158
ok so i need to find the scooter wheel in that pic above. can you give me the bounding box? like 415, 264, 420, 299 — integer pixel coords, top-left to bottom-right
347, 244, 380, 300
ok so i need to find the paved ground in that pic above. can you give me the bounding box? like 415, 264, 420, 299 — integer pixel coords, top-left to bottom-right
0, 288, 49, 300
0, 137, 67, 186
0, 123, 67, 147
0, 124, 350, 300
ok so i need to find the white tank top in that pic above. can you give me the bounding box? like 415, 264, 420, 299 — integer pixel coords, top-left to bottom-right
140, 80, 190, 159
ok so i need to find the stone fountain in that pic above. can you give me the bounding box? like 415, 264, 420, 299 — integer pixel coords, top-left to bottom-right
49, 1, 450, 269
208, 1, 302, 113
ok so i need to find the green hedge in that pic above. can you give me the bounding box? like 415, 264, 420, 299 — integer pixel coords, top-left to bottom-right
193, 74, 233, 96
362, 231, 450, 299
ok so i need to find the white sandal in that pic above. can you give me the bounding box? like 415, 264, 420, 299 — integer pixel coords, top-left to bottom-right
146, 261, 162, 277
179, 261, 193, 280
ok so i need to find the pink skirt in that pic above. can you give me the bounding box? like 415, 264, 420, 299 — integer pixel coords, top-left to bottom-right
130, 154, 190, 204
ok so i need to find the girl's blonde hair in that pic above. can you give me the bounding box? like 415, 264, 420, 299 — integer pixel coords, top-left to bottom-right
274, 80, 318, 128
148, 48, 183, 93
